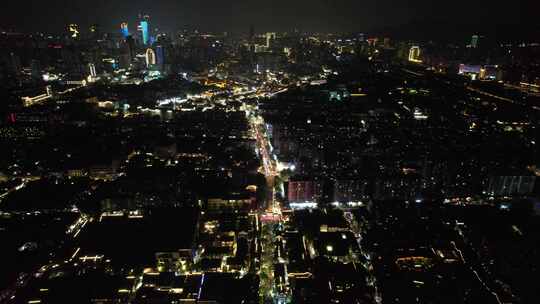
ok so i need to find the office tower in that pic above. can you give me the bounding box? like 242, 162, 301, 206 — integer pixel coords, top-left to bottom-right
125, 35, 135, 59
68, 24, 80, 39
139, 14, 150, 45
156, 45, 164, 66
140, 21, 149, 45
88, 63, 97, 77
471, 35, 479, 48
408, 46, 421, 63
119, 36, 135, 68
121, 22, 129, 38
146, 48, 156, 67
288, 181, 322, 203
333, 180, 368, 203
248, 25, 255, 67
266, 32, 276, 49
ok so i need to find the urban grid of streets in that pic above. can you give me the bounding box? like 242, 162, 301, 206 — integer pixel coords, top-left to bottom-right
250, 108, 384, 304
248, 91, 384, 303
2, 64, 528, 304
248, 90, 285, 303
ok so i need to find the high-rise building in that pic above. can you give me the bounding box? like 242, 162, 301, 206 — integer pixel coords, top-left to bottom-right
146, 48, 156, 67
266, 32, 276, 49
68, 24, 80, 39
140, 21, 149, 45
121, 23, 129, 38
119, 36, 135, 69
333, 180, 369, 203
139, 14, 151, 45
156, 45, 165, 66
471, 35, 479, 48
486, 176, 536, 196
88, 63, 97, 77
408, 46, 421, 63
288, 180, 322, 203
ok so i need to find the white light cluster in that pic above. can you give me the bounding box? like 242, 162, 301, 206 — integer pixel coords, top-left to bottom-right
289, 202, 317, 210
157, 97, 188, 106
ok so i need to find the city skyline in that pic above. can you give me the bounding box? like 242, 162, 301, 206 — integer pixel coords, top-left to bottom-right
1, 0, 537, 37
1, 2, 539, 303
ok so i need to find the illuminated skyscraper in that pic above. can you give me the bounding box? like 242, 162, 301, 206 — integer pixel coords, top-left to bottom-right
141, 21, 149, 45
471, 35, 479, 48
266, 32, 276, 48
408, 46, 421, 63
121, 22, 129, 38
146, 48, 156, 67
139, 14, 151, 45
140, 21, 148, 45
68, 24, 80, 39
88, 63, 97, 77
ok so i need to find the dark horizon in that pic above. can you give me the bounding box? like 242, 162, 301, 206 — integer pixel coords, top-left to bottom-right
1, 0, 538, 39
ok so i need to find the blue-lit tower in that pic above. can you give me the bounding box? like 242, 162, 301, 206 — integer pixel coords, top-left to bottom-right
141, 21, 149, 45
121, 22, 129, 38
139, 14, 151, 45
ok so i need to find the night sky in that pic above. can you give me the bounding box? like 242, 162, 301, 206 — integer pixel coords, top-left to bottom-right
0, 0, 537, 35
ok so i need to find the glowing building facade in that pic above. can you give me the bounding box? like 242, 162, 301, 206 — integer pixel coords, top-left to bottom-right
121, 22, 129, 38
471, 35, 479, 48
88, 63, 97, 77
141, 21, 149, 45
408, 46, 421, 63
68, 24, 80, 39
146, 48, 156, 67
